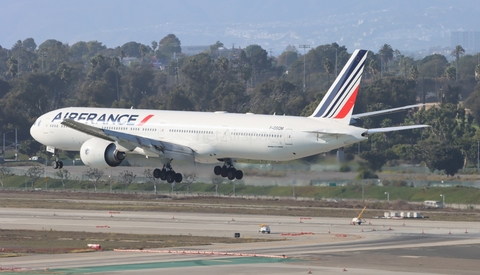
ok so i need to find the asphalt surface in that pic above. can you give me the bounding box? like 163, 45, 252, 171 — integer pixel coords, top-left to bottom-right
0, 208, 479, 274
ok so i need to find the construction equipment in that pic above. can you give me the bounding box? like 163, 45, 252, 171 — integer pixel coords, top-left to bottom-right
351, 206, 367, 225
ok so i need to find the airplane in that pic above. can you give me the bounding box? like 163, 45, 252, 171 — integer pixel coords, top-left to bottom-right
30, 49, 430, 183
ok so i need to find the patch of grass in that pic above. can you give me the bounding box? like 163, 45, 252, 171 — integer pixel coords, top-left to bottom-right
0, 229, 278, 255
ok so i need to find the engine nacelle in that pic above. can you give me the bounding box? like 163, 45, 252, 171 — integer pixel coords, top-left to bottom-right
80, 138, 126, 168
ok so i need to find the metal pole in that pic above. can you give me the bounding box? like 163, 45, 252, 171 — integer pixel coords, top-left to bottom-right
15, 129, 17, 161
335, 47, 338, 77
299, 45, 310, 93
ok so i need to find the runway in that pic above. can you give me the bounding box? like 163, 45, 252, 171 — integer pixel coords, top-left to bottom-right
0, 207, 479, 274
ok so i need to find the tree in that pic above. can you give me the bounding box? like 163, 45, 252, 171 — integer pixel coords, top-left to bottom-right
139, 44, 151, 62
369, 59, 379, 81
55, 168, 71, 189
85, 167, 104, 192
182, 173, 197, 194
324, 58, 333, 84
378, 44, 393, 77
143, 168, 157, 194
444, 85, 461, 104
26, 166, 44, 189
22, 38, 37, 52
445, 66, 456, 82
475, 64, 480, 81
0, 165, 12, 189
359, 150, 397, 172
157, 34, 181, 62
210, 41, 224, 51
451, 45, 465, 81
151, 41, 158, 52
6, 57, 18, 78
119, 170, 136, 190
417, 140, 464, 176
409, 65, 419, 81
120, 41, 142, 58
417, 54, 448, 78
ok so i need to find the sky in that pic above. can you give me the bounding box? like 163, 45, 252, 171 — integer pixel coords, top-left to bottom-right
1, 0, 479, 56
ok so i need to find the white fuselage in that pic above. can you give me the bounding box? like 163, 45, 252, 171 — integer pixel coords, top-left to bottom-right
30, 107, 367, 164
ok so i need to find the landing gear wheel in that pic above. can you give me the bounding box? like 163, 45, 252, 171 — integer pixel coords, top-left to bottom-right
52, 161, 58, 169
153, 168, 162, 178
214, 165, 222, 175
221, 166, 228, 177
166, 171, 176, 183
58, 161, 63, 169
235, 170, 243, 180
159, 169, 167, 181
227, 168, 236, 180
174, 173, 183, 183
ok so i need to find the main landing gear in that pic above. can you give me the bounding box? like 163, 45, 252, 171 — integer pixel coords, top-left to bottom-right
153, 163, 183, 183
214, 159, 243, 180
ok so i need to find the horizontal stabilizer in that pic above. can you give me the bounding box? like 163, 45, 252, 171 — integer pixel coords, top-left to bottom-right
352, 103, 434, 119
363, 125, 430, 135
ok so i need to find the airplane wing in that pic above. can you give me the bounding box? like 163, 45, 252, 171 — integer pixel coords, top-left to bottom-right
363, 125, 431, 135
351, 103, 434, 119
61, 119, 194, 160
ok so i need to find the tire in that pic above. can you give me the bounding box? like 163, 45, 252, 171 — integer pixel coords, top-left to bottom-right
153, 168, 161, 178
174, 173, 183, 183
52, 161, 58, 169
235, 170, 243, 180
58, 161, 63, 169
214, 166, 222, 175
221, 166, 228, 177
160, 169, 167, 181
227, 168, 236, 180
166, 171, 175, 183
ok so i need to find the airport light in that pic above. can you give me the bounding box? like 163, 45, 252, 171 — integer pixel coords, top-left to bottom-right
384, 191, 389, 202
440, 194, 445, 208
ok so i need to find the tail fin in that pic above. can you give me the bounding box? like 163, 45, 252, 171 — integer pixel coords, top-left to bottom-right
309, 49, 368, 124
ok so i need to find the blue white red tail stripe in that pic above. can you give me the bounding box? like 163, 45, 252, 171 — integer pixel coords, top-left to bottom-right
310, 49, 368, 124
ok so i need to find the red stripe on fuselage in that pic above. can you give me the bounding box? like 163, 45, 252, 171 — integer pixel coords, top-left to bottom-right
334, 85, 359, 119
137, 114, 154, 126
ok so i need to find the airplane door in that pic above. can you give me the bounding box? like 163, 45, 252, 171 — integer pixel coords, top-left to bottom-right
285, 128, 293, 145
43, 117, 50, 134
221, 126, 229, 142
157, 122, 166, 139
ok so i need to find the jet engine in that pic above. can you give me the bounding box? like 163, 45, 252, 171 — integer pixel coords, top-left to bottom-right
80, 138, 126, 168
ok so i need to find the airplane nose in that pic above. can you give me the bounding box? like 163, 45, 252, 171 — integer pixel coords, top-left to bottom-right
30, 118, 42, 142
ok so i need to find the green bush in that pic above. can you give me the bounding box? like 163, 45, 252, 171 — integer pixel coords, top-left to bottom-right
339, 164, 351, 172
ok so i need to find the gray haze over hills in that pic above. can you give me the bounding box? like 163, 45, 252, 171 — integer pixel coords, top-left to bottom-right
1, 0, 479, 57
